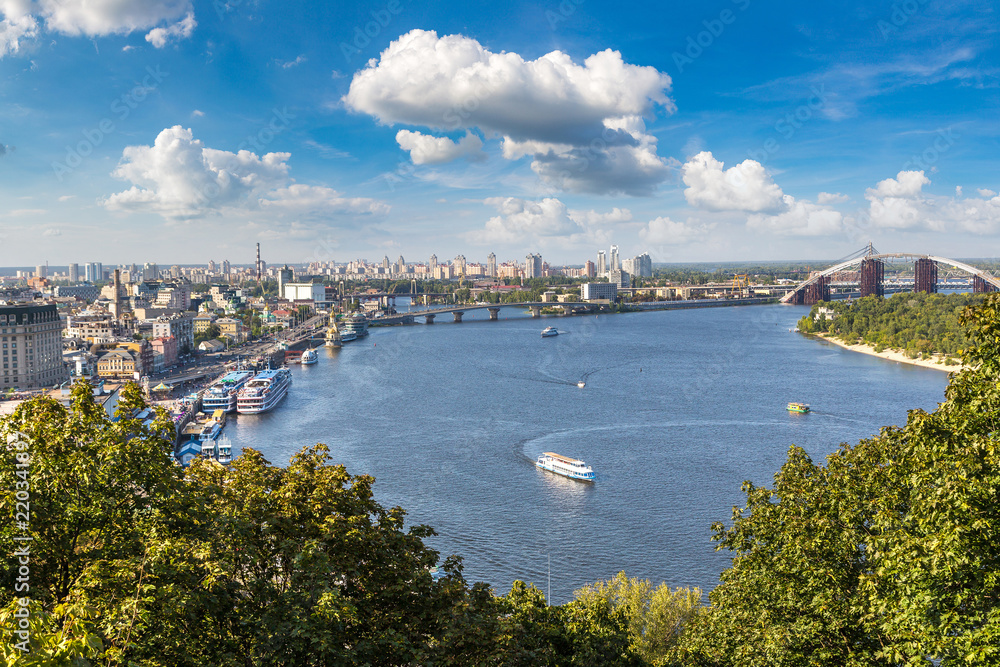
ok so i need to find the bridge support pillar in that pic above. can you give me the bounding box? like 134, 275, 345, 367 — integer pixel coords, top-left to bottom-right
453, 311, 464, 323
424, 314, 435, 325
559, 305, 571, 316
530, 306, 542, 318
423, 295, 429, 306
487, 307, 500, 321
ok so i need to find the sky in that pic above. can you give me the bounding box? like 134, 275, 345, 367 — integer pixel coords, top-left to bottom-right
0, 0, 998, 268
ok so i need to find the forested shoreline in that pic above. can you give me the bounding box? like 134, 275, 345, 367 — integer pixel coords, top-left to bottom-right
4, 296, 1000, 665
797, 292, 983, 361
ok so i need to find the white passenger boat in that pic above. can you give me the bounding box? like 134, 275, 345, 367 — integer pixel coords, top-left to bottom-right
301, 348, 318, 365
535, 452, 595, 481
541, 326, 558, 337
237, 368, 292, 414
201, 370, 255, 413
216, 434, 233, 465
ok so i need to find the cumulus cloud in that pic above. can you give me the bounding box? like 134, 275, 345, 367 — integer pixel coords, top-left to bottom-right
145, 11, 194, 48
682, 152, 785, 213
276, 54, 307, 69
862, 170, 1000, 234
344, 29, 675, 195
395, 130, 485, 165
817, 192, 849, 205
467, 196, 625, 246
0, 0, 193, 54
103, 125, 386, 221
639, 216, 707, 245
747, 195, 844, 236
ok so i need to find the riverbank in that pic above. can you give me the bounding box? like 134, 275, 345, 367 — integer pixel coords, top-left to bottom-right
813, 333, 966, 373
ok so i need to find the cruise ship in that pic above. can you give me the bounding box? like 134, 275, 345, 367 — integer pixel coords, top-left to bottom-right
202, 370, 255, 413
535, 452, 595, 481
340, 314, 369, 338
237, 368, 292, 414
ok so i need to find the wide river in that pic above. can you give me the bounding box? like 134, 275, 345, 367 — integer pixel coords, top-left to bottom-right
226, 302, 949, 603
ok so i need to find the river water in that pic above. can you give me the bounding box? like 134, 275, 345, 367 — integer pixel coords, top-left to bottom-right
225, 302, 950, 603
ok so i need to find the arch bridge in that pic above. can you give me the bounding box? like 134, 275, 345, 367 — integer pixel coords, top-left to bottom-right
782, 251, 1000, 304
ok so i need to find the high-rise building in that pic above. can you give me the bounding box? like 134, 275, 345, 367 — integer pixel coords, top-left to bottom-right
68, 263, 79, 283
525, 253, 542, 279
454, 255, 466, 276
610, 245, 620, 272
487, 252, 497, 278
429, 254, 438, 273
277, 265, 294, 295
596, 251, 607, 276
143, 263, 159, 280
0, 303, 68, 390
584, 260, 595, 278
84, 262, 102, 283
222, 260, 231, 278
35, 264, 46, 279
208, 260, 217, 274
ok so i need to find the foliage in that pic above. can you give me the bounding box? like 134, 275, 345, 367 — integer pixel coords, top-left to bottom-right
797, 292, 983, 356
676, 293, 1000, 665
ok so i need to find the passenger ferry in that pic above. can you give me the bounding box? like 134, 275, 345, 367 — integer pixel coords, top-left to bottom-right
541, 326, 559, 337
202, 370, 255, 413
216, 434, 233, 465
301, 348, 318, 365
535, 452, 595, 481
341, 314, 369, 338
787, 402, 811, 414
237, 368, 292, 414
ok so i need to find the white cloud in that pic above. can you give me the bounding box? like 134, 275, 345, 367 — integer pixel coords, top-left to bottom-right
103, 126, 386, 222
395, 130, 485, 165
639, 216, 707, 245
278, 54, 307, 69
259, 184, 388, 216
0, 0, 193, 54
747, 195, 844, 236
866, 170, 930, 199
42, 227, 60, 236
145, 11, 194, 48
0, 12, 36, 56
344, 29, 675, 195
977, 188, 997, 198
861, 170, 1000, 234
682, 151, 785, 213
191, 109, 204, 118
817, 192, 849, 205
466, 196, 625, 247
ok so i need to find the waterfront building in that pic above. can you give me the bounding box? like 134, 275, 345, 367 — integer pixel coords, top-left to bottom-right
0, 303, 68, 390
581, 283, 618, 301
622, 253, 653, 278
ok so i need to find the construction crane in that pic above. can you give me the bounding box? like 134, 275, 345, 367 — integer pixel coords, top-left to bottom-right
732, 274, 750, 297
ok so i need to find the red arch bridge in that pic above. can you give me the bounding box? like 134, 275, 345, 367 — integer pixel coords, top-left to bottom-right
781, 252, 1000, 305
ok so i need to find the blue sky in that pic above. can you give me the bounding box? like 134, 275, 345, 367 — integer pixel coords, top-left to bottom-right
0, 0, 998, 268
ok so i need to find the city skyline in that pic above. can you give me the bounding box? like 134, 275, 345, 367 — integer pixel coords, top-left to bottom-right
1, 1, 998, 264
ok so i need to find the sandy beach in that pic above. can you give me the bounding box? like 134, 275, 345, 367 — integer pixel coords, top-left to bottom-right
813, 334, 966, 373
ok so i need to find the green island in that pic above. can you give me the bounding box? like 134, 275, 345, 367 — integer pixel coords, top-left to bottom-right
797, 292, 984, 362
5, 296, 1000, 665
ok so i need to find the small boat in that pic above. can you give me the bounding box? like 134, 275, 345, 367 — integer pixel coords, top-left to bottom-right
301, 348, 318, 365
577, 381, 586, 388
541, 326, 558, 337
216, 434, 233, 465
340, 331, 358, 343
787, 402, 811, 413
535, 452, 595, 481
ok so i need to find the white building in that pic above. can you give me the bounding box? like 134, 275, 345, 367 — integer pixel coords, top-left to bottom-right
283, 282, 325, 303
581, 283, 618, 301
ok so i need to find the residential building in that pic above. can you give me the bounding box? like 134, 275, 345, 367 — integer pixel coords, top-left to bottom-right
581, 283, 618, 301
487, 252, 497, 278
53, 285, 100, 301
610, 245, 620, 272
525, 253, 542, 279
0, 303, 68, 390
608, 270, 631, 288
150, 336, 178, 372
277, 266, 294, 295
68, 263, 80, 282
117, 340, 154, 378
584, 260, 596, 277
193, 313, 217, 333
215, 317, 246, 343
152, 315, 194, 353
596, 251, 606, 276
282, 282, 325, 303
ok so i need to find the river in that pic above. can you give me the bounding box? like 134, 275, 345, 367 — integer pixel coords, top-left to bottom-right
224, 302, 950, 603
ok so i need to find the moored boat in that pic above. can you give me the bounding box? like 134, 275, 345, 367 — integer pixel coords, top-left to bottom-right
341, 314, 369, 338
301, 348, 318, 365
201, 370, 255, 413
535, 452, 595, 481
787, 402, 811, 413
237, 368, 292, 414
